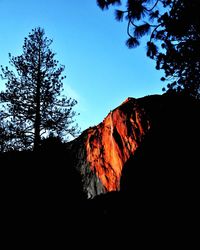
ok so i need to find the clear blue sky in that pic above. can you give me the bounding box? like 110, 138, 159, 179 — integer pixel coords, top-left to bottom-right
0, 0, 164, 131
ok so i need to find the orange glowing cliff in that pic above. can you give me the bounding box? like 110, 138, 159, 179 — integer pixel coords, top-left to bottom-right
69, 96, 152, 198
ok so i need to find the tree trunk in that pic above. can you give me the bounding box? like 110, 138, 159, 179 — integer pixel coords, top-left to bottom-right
34, 48, 41, 151
34, 90, 41, 151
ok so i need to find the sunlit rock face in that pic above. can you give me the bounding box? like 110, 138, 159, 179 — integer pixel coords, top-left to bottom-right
85, 97, 150, 193
68, 94, 200, 199
69, 97, 151, 198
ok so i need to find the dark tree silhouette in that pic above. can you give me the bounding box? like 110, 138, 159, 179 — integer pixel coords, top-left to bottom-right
0, 120, 10, 152
97, 0, 200, 98
0, 27, 79, 151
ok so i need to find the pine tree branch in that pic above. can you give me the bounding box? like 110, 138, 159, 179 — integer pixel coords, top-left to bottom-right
150, 23, 162, 42
144, 0, 160, 12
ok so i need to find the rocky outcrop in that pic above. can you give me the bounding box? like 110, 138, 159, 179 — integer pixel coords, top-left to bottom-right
67, 93, 200, 199
85, 98, 151, 192
77, 93, 200, 234
68, 97, 152, 198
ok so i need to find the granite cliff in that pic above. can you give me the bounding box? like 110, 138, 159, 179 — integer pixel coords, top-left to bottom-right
68, 95, 157, 198
68, 93, 200, 199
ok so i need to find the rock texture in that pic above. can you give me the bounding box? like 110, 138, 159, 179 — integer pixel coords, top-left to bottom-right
68, 96, 152, 198
68, 93, 200, 198
85, 98, 151, 192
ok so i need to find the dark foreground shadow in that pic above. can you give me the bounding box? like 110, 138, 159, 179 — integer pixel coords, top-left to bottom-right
0, 94, 199, 243
0, 142, 87, 242
83, 94, 200, 240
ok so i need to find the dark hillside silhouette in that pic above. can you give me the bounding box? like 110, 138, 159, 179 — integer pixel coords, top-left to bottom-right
0, 139, 86, 237
0, 93, 199, 241
82, 93, 200, 236
121, 94, 200, 199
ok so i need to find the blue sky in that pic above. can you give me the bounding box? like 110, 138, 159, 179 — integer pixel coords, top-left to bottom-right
0, 0, 164, 131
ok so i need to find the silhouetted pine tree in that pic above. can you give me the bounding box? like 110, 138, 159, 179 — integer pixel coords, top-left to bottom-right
97, 0, 200, 98
0, 120, 10, 152
0, 27, 79, 151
